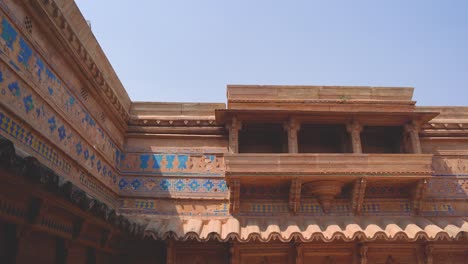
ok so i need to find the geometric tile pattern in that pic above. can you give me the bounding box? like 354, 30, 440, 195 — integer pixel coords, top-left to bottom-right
0, 15, 123, 169
427, 178, 468, 199
118, 177, 228, 199
241, 199, 466, 217
120, 153, 224, 177
0, 108, 117, 205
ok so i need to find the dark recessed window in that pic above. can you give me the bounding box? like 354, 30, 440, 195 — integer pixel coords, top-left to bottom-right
361, 126, 404, 153
298, 124, 351, 153
239, 123, 287, 153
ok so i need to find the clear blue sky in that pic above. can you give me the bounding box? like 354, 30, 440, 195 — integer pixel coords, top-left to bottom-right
75, 0, 468, 106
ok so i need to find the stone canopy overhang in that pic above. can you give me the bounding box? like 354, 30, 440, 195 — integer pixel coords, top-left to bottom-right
216, 85, 440, 126
215, 109, 439, 127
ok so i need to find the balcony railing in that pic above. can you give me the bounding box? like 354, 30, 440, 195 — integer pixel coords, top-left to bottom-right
225, 153, 433, 177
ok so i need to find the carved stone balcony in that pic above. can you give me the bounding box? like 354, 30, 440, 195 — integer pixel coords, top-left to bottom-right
225, 154, 434, 214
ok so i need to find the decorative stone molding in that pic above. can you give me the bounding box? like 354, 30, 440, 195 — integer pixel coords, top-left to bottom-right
27, 0, 130, 127
302, 180, 344, 213
129, 118, 218, 127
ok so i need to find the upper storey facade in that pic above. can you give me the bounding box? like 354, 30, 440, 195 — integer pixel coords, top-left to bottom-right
217, 85, 439, 214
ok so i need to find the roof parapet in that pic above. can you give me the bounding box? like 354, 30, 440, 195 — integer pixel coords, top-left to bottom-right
227, 85, 415, 110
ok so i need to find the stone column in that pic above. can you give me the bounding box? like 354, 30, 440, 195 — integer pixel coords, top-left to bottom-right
347, 121, 363, 154
404, 122, 422, 154
226, 116, 242, 153
283, 118, 300, 153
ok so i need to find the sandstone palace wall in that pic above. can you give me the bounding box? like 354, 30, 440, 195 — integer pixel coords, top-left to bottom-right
0, 0, 466, 263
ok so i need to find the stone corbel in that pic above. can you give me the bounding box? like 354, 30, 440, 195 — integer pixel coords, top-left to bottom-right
283, 117, 301, 153
346, 120, 363, 153
229, 178, 241, 214
412, 179, 428, 215
226, 116, 242, 153
351, 178, 367, 215
289, 177, 302, 214
404, 121, 422, 154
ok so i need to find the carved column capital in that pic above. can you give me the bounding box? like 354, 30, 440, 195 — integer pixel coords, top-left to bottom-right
346, 120, 362, 134
226, 116, 242, 131
404, 121, 421, 133
283, 117, 301, 132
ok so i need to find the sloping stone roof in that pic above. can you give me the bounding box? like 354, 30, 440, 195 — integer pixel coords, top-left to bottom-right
137, 215, 467, 243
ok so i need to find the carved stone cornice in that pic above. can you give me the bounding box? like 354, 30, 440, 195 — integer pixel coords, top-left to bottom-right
421, 122, 468, 137
24, 0, 130, 129
229, 99, 417, 105
129, 118, 218, 127
0, 137, 143, 237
